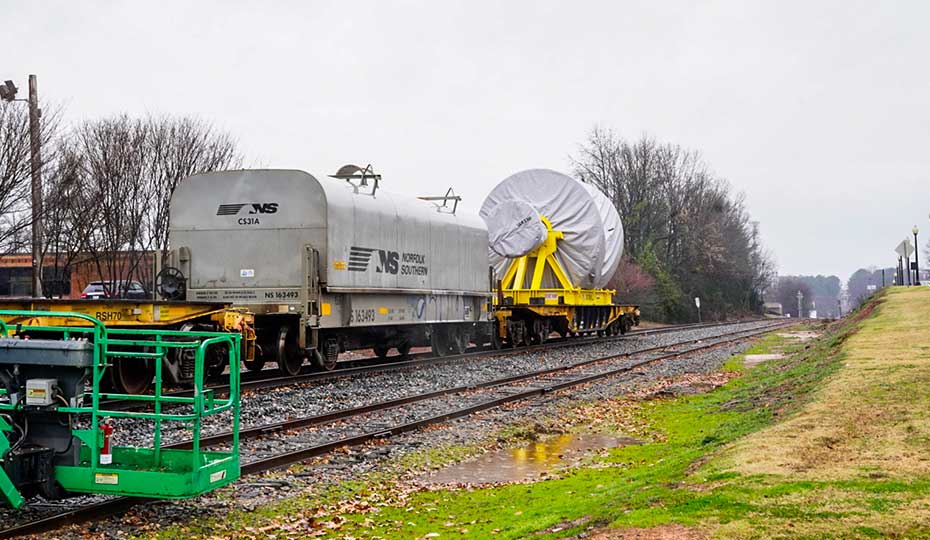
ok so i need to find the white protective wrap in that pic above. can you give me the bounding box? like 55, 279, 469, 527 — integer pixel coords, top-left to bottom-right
480, 169, 607, 289
485, 199, 548, 258
581, 183, 624, 286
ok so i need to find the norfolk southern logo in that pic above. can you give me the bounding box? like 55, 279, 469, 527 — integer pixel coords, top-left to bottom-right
347, 246, 428, 276
347, 247, 376, 272
216, 202, 278, 225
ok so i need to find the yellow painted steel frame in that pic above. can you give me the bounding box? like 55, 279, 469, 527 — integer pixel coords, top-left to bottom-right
0, 300, 257, 361
496, 217, 616, 308
0, 300, 248, 327
493, 304, 639, 334
493, 217, 640, 334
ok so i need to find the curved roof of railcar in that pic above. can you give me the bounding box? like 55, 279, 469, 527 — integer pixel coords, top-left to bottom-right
170, 169, 487, 234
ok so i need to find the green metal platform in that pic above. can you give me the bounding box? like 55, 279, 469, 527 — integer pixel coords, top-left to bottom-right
0, 310, 241, 508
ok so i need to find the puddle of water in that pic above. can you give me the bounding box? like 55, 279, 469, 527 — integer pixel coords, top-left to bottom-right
419, 433, 640, 486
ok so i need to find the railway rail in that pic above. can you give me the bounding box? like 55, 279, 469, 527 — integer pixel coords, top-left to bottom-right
234, 319, 761, 391
1, 319, 791, 539
100, 319, 767, 412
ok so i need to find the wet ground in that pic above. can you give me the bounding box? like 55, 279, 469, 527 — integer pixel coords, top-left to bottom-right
777, 331, 820, 341
743, 353, 785, 367
418, 432, 641, 485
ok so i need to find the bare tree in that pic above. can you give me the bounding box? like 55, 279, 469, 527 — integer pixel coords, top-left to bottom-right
572, 128, 774, 321
45, 114, 242, 295
144, 116, 241, 259
39, 139, 99, 295
573, 129, 668, 259
0, 102, 59, 256
72, 115, 152, 295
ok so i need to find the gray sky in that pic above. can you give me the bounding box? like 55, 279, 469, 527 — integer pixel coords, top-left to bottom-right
5, 1, 930, 280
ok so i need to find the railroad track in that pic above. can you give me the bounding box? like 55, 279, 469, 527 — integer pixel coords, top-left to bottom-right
102, 318, 770, 411
1, 319, 792, 539
235, 319, 763, 391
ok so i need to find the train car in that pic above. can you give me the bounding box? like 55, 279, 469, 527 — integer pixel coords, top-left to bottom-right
490, 216, 639, 345
481, 169, 639, 345
167, 167, 491, 375
763, 302, 784, 317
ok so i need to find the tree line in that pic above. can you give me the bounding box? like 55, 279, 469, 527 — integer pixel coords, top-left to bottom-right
0, 101, 241, 296
571, 128, 774, 322
770, 274, 841, 318
3, 107, 776, 318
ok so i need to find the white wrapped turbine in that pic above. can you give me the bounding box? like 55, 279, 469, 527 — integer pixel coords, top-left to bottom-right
480, 168, 623, 290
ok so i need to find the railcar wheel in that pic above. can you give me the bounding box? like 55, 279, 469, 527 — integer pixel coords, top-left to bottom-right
312, 338, 339, 371
431, 325, 466, 356
508, 320, 527, 348
537, 319, 550, 345
208, 362, 227, 377
206, 341, 230, 377
275, 326, 303, 376
431, 326, 450, 357
111, 357, 153, 395
244, 358, 265, 372
450, 330, 467, 355
373, 345, 390, 359
620, 316, 632, 335
490, 330, 503, 350
397, 341, 412, 357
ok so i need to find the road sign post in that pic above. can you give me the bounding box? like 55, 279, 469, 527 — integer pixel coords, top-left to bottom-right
895, 240, 915, 286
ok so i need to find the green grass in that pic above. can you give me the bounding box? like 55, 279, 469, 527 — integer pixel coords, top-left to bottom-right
140, 293, 930, 539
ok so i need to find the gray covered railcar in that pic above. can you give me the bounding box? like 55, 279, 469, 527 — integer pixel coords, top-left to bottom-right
168, 169, 490, 374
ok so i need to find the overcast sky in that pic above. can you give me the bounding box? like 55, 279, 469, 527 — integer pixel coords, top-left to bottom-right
5, 1, 929, 280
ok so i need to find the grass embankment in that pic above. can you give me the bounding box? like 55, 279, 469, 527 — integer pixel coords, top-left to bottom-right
142, 288, 930, 539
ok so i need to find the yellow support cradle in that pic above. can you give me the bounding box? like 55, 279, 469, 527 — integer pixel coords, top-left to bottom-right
497, 217, 615, 307
493, 216, 639, 338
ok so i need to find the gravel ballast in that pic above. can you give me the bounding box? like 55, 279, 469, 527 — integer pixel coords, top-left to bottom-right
3, 320, 785, 538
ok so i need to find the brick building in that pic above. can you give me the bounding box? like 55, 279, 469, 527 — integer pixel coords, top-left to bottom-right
0, 252, 154, 299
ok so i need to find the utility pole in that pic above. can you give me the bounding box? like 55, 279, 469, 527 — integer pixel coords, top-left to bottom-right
796, 290, 803, 319
28, 75, 43, 298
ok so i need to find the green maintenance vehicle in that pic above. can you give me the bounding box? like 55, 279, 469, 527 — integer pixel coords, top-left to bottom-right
0, 310, 241, 508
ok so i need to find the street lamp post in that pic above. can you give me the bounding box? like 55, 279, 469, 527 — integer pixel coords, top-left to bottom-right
915, 226, 921, 286
0, 75, 43, 298
796, 290, 803, 319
